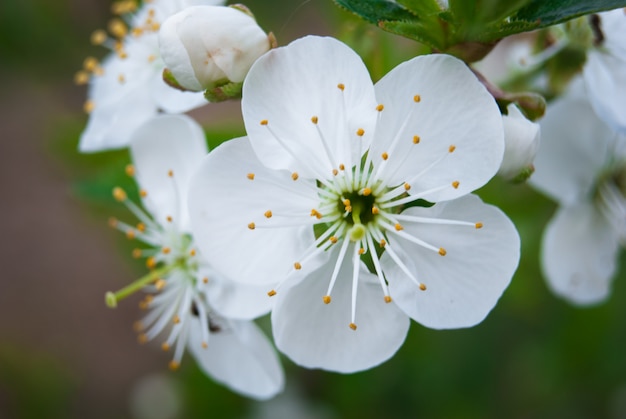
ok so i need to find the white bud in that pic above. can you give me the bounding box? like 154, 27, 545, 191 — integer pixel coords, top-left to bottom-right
158, 5, 271, 92
498, 103, 541, 181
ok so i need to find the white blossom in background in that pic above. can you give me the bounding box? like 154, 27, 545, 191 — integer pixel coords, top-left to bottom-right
188, 36, 520, 373
583, 8, 626, 134
107, 114, 283, 400
530, 79, 626, 306
76, 0, 224, 153
159, 5, 272, 93
498, 103, 540, 181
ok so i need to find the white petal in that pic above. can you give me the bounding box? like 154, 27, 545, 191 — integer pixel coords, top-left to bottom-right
201, 268, 274, 320
541, 203, 620, 306
188, 136, 325, 285
242, 36, 378, 179
188, 317, 284, 400
530, 83, 616, 205
272, 246, 410, 373
151, 73, 208, 113
584, 50, 626, 134
371, 54, 504, 201
383, 194, 519, 329
129, 114, 208, 231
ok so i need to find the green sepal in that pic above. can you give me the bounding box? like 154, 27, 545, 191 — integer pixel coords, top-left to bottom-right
203, 80, 244, 103
162, 68, 189, 92
509, 165, 536, 183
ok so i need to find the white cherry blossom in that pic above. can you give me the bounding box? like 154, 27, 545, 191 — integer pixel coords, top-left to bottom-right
107, 114, 283, 399
189, 36, 520, 373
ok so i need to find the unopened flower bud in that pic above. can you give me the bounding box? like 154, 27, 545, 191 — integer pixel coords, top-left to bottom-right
158, 5, 272, 99
498, 104, 541, 182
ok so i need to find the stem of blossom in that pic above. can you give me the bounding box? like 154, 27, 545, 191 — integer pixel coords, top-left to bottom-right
105, 262, 181, 308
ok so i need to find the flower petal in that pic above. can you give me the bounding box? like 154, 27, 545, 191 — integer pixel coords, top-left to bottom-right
272, 245, 410, 373
371, 54, 504, 201
242, 36, 378, 179
541, 203, 620, 306
188, 136, 325, 285
188, 317, 284, 400
584, 50, 626, 135
530, 82, 617, 205
383, 194, 519, 329
130, 114, 208, 231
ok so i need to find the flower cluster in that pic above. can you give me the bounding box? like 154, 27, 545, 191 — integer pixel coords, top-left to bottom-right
75, 0, 626, 402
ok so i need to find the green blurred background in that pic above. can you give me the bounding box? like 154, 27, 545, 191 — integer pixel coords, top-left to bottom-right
1, 0, 625, 418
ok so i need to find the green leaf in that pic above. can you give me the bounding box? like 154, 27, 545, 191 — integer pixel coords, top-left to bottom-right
333, 0, 418, 24
512, 0, 626, 28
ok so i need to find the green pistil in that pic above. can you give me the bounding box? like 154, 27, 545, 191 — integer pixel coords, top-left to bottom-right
348, 202, 367, 242
105, 261, 183, 308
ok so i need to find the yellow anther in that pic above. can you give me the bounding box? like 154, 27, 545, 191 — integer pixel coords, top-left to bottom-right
168, 361, 179, 371
260, 119, 268, 125
372, 206, 379, 215
132, 248, 142, 259
291, 172, 299, 181
146, 257, 156, 269
83, 56, 99, 71
200, 277, 208, 285
349, 323, 357, 331
380, 239, 387, 248
339, 164, 345, 171
452, 181, 460, 189
311, 116, 318, 124
438, 248, 447, 256
201, 341, 208, 349
167, 170, 174, 177
414, 94, 421, 102
133, 321, 143, 332
83, 100, 95, 113
138, 334, 148, 344
151, 23, 160, 31
173, 315, 180, 324
267, 290, 277, 297
139, 189, 147, 198
117, 50, 128, 60
90, 29, 107, 45
148, 8, 156, 17
166, 216, 173, 223
310, 209, 322, 219
247, 173, 255, 180
449, 145, 456, 153
404, 183, 411, 191
189, 249, 196, 257
131, 27, 143, 37
136, 223, 146, 232
395, 223, 403, 231
343, 199, 351, 207
125, 164, 135, 177
362, 188, 372, 196
155, 279, 166, 291
109, 18, 128, 38
126, 230, 136, 240
162, 246, 170, 254
332, 169, 338, 176
475, 222, 483, 229
356, 128, 365, 137
323, 295, 331, 304
376, 104, 384, 112
358, 248, 365, 255
294, 262, 302, 270
108, 217, 118, 228
264, 210, 272, 218
329, 236, 338, 244
74, 71, 89, 85
337, 83, 345, 91
118, 73, 125, 84
161, 342, 170, 351
413, 135, 421, 144
147, 54, 156, 63
381, 152, 389, 161
248, 222, 256, 230
419, 283, 427, 291
384, 295, 392, 303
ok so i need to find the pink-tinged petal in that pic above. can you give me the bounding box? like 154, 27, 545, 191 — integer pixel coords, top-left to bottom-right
242, 36, 378, 180
541, 202, 620, 306
530, 82, 617, 205
371, 54, 504, 202
383, 194, 519, 329
188, 317, 284, 400
130, 114, 208, 231
272, 246, 410, 373
188, 136, 325, 286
